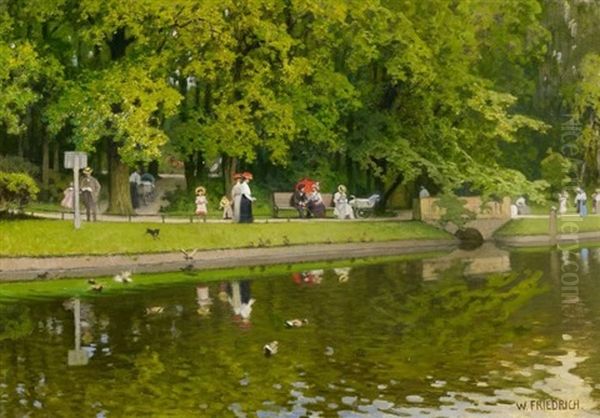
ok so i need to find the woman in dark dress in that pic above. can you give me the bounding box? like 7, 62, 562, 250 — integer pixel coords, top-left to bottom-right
239, 172, 255, 223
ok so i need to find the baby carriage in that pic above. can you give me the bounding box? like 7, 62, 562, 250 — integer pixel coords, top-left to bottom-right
349, 194, 380, 218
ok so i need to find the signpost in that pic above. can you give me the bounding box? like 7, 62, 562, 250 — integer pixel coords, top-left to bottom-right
63, 152, 87, 229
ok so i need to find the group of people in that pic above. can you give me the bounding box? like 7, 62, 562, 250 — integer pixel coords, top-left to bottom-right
195, 172, 256, 223
558, 187, 600, 216
60, 167, 101, 221
291, 182, 355, 220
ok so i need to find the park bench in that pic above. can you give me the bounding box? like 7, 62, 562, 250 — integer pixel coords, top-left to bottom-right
272, 192, 334, 218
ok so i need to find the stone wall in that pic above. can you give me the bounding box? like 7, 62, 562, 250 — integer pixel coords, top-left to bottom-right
414, 196, 512, 221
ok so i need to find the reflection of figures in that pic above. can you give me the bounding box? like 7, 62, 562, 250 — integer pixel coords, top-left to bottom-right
292, 270, 324, 285
561, 250, 570, 265
80, 167, 101, 221
558, 190, 568, 215
593, 248, 600, 263
580, 248, 590, 275
196, 286, 213, 316
227, 281, 255, 324
334, 267, 351, 283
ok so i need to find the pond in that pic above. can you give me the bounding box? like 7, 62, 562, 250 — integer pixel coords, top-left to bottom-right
1, 244, 599, 417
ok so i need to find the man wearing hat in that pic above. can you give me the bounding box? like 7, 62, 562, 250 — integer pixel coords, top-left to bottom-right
80, 167, 101, 221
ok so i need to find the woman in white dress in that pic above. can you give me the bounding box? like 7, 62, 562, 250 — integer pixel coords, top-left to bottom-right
231, 174, 242, 222
333, 185, 354, 219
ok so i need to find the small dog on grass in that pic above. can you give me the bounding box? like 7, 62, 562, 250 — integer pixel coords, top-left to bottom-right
145, 228, 160, 240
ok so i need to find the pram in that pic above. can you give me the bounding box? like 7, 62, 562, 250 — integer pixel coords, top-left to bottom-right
349, 194, 380, 218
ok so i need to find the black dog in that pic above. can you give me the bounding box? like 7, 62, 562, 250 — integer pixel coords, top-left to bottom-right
146, 228, 160, 240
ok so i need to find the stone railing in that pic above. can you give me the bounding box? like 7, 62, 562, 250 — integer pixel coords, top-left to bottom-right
414, 196, 512, 221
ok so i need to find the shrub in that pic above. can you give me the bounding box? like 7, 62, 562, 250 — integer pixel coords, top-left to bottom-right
0, 155, 40, 177
0, 172, 40, 210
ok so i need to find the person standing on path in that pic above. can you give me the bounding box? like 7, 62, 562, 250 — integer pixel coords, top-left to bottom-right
129, 168, 141, 209
239, 172, 255, 223
80, 167, 101, 222
231, 173, 243, 222
195, 186, 208, 219
575, 187, 588, 217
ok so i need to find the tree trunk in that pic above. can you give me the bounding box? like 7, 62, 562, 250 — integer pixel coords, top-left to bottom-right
223, 155, 237, 196
380, 174, 405, 211
107, 139, 133, 214
148, 160, 159, 178
41, 134, 50, 192
53, 142, 59, 171
184, 155, 196, 193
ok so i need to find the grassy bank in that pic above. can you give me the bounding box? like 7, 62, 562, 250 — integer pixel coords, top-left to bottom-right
495, 216, 600, 237
0, 219, 450, 257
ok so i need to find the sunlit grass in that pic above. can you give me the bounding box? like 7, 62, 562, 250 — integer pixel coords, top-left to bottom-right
495, 216, 600, 236
0, 219, 450, 257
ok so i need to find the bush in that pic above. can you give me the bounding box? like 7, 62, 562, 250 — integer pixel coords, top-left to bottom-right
0, 172, 40, 210
0, 155, 40, 177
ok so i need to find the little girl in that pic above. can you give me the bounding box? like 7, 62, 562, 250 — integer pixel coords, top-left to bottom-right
219, 196, 233, 219
195, 186, 208, 218
61, 183, 74, 209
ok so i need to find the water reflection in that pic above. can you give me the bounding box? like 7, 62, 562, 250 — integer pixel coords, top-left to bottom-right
2, 250, 600, 416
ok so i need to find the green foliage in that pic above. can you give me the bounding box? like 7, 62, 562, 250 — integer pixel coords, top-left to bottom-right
0, 155, 40, 177
540, 149, 573, 193
0, 304, 33, 341
434, 192, 477, 230
0, 171, 39, 209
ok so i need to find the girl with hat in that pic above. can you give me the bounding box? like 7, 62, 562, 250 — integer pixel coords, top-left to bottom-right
195, 186, 208, 219
334, 184, 355, 219
239, 172, 256, 223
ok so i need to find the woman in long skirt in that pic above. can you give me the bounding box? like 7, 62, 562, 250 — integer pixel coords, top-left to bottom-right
231, 174, 242, 222
239, 172, 255, 223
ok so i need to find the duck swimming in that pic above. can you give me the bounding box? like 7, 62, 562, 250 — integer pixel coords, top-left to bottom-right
285, 318, 309, 328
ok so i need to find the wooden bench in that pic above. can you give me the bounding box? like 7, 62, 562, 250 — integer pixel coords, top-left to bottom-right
272, 192, 334, 218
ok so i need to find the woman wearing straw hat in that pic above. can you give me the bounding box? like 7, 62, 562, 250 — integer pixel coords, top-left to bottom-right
334, 184, 354, 219
80, 167, 101, 221
239, 172, 256, 223
195, 186, 208, 219
231, 173, 243, 222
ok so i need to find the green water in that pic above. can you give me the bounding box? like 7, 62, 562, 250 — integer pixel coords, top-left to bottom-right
1, 246, 600, 417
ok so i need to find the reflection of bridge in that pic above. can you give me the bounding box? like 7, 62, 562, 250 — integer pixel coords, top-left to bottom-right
421, 243, 511, 281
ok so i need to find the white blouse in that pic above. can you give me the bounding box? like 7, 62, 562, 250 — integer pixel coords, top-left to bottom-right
240, 182, 253, 200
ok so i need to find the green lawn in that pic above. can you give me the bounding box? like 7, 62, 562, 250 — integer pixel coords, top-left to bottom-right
0, 219, 450, 257
495, 216, 600, 237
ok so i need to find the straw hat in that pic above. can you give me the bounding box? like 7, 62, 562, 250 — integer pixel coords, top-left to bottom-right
338, 184, 347, 193
241, 172, 253, 180
195, 186, 206, 195
82, 167, 93, 175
